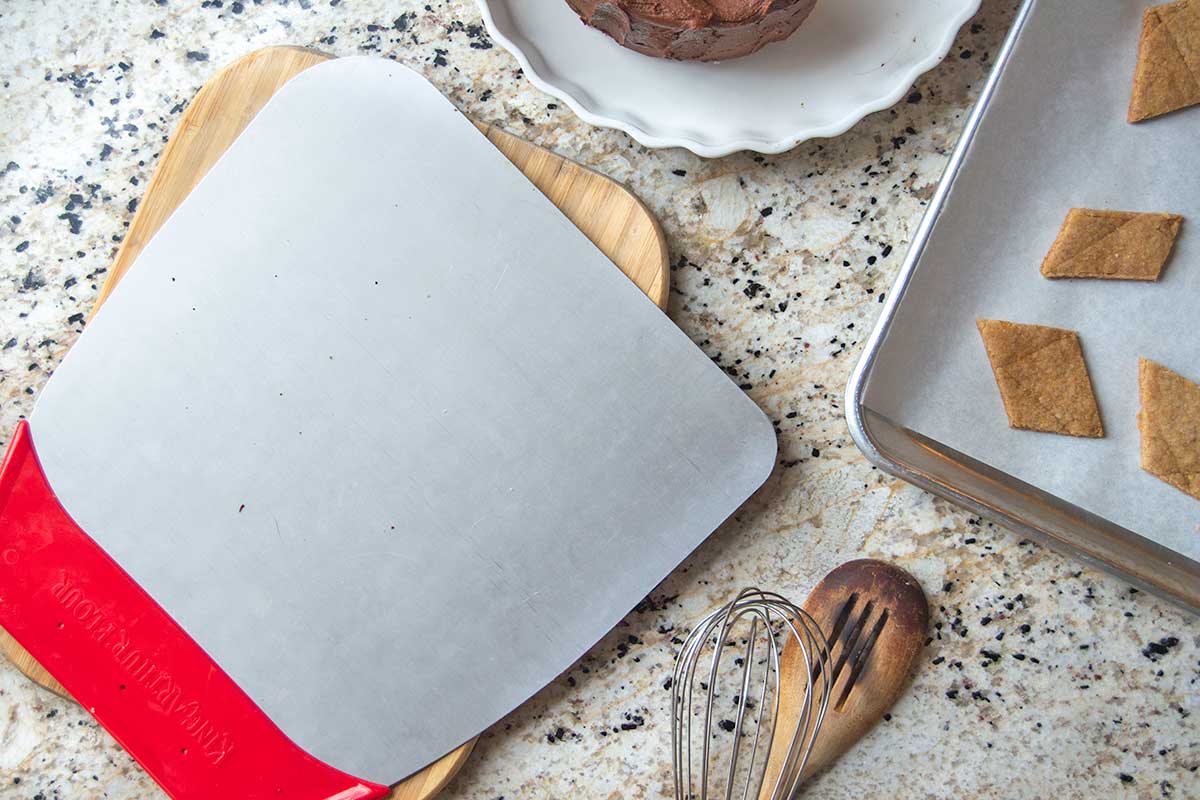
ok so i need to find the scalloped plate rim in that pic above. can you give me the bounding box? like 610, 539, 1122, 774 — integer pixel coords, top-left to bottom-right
475, 0, 984, 157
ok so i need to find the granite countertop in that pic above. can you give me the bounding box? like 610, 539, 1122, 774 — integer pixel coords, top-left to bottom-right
0, 1, 1195, 798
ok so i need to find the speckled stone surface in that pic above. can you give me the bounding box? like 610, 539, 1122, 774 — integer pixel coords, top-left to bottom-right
0, 1, 1196, 798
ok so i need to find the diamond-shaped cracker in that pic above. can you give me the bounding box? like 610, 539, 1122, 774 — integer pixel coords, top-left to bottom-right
1128, 0, 1200, 123
1138, 359, 1200, 501
1040, 208, 1184, 280
976, 319, 1104, 438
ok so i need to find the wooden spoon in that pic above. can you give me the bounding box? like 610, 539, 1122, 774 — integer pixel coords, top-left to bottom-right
758, 559, 929, 797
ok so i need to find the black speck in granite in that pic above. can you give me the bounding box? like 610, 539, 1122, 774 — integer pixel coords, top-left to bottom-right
34, 181, 56, 203
617, 712, 645, 732
1141, 637, 1179, 661
58, 212, 82, 234
463, 23, 493, 50
64, 192, 90, 212
21, 268, 45, 291
632, 592, 678, 614
186, 50, 209, 62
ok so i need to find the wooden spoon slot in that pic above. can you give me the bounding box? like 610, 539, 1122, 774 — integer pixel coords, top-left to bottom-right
811, 592, 857, 682
827, 599, 874, 688
835, 608, 889, 711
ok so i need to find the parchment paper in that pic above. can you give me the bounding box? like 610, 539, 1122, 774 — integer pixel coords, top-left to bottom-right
864, 0, 1200, 562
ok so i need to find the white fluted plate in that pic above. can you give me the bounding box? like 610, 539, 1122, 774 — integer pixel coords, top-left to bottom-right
477, 0, 981, 157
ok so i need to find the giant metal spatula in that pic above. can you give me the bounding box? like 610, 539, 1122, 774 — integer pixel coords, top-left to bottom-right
0, 58, 776, 799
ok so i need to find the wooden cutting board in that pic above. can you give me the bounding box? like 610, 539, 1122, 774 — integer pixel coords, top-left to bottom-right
0, 45, 669, 800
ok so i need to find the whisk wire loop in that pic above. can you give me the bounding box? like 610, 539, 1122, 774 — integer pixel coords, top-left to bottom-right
672, 588, 832, 800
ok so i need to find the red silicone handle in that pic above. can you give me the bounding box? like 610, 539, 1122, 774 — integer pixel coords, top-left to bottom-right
0, 421, 390, 800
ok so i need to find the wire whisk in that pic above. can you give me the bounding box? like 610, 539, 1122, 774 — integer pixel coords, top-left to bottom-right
672, 588, 832, 800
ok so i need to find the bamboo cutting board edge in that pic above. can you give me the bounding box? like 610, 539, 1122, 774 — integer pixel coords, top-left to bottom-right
0, 45, 669, 800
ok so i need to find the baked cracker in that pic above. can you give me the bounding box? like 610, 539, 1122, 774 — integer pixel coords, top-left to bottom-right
976, 319, 1104, 438
1128, 0, 1200, 123
1040, 209, 1183, 280
1138, 358, 1200, 502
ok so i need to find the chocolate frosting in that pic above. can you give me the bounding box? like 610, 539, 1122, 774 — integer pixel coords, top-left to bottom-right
565, 0, 818, 61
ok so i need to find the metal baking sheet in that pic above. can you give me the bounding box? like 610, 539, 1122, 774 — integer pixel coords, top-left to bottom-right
848, 0, 1200, 612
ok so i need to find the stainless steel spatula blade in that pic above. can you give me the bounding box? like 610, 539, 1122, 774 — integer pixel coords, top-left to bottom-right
22, 58, 776, 784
